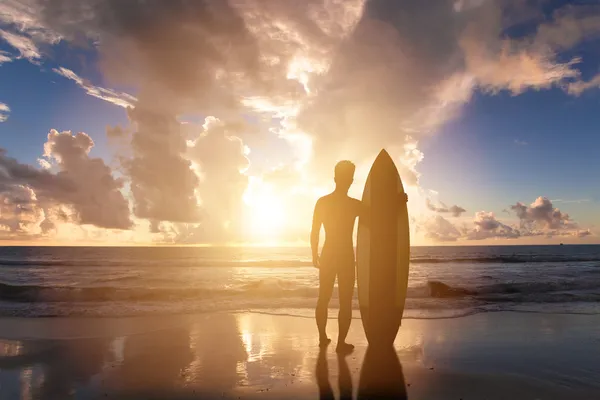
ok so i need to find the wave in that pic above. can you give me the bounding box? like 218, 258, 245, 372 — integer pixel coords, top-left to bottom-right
410, 256, 600, 264
0, 281, 319, 303
1, 255, 599, 269
3, 278, 600, 305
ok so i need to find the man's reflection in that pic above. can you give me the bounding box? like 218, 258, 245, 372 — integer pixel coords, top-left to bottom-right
315, 347, 335, 400
338, 352, 353, 400
315, 350, 354, 400
358, 346, 407, 399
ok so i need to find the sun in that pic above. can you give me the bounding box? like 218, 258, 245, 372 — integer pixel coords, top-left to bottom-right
243, 178, 287, 241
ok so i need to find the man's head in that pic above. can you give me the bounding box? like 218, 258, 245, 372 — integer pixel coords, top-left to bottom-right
334, 160, 355, 192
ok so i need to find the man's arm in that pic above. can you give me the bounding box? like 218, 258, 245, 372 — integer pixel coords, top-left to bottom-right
310, 199, 322, 268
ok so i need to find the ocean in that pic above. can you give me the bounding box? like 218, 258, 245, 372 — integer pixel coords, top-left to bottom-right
0, 245, 599, 319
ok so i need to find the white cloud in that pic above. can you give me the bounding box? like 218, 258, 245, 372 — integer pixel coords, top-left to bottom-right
52, 67, 136, 108
511, 197, 576, 231
0, 102, 10, 122
568, 73, 600, 96
0, 29, 41, 61
418, 197, 592, 243
0, 50, 13, 64
422, 215, 462, 242
467, 211, 521, 240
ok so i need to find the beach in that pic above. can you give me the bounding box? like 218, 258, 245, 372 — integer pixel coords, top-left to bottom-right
1, 311, 599, 399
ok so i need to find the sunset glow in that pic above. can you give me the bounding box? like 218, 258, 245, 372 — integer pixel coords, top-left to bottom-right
0, 1, 598, 246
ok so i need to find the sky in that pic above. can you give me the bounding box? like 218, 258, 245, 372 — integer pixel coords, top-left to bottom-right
0, 0, 599, 246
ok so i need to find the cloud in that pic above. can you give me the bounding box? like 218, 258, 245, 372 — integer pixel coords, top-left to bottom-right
0, 184, 44, 236
511, 196, 576, 231
147, 117, 253, 244
0, 102, 10, 122
514, 139, 528, 146
578, 230, 592, 238
52, 67, 136, 108
13, 0, 365, 235
0, 0, 599, 244
0, 50, 13, 64
422, 215, 462, 242
568, 73, 600, 96
296, 0, 592, 178
41, 130, 133, 229
0, 130, 132, 233
125, 107, 201, 223
533, 5, 600, 51
426, 199, 466, 217
419, 196, 592, 243
551, 198, 591, 204
183, 116, 250, 242
467, 211, 521, 240
0, 29, 41, 61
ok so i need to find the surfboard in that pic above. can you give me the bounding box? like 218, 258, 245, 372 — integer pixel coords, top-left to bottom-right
356, 149, 410, 346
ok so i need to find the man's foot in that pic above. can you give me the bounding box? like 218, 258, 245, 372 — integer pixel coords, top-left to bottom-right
319, 337, 331, 347
336, 342, 354, 354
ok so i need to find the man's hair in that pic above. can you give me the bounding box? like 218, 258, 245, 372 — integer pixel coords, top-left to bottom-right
334, 160, 355, 181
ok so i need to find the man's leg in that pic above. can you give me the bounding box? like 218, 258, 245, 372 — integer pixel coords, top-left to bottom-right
336, 265, 356, 353
316, 267, 336, 345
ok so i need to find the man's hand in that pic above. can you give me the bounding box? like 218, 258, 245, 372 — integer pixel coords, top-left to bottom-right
312, 254, 320, 269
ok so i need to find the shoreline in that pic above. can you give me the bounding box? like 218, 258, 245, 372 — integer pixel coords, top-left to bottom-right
1, 311, 599, 399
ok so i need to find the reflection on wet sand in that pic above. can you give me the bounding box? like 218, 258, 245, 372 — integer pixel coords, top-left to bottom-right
0, 338, 112, 400
315, 347, 334, 400
187, 313, 247, 390
315, 345, 408, 400
358, 346, 407, 399
337, 353, 353, 400
104, 326, 193, 397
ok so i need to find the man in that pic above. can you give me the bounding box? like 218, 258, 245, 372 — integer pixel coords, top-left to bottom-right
311, 160, 407, 353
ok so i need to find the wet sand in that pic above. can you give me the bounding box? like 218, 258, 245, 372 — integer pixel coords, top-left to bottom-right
0, 311, 599, 399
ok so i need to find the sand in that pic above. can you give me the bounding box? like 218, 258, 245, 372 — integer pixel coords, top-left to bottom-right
1, 311, 599, 399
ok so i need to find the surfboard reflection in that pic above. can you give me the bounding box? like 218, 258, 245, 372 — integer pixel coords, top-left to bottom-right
358, 346, 407, 399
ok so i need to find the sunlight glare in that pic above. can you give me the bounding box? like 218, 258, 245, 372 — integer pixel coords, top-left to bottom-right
243, 178, 287, 240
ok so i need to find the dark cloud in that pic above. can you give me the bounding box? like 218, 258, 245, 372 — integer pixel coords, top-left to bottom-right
42, 130, 132, 229
125, 108, 201, 223
0, 129, 132, 234
426, 199, 466, 217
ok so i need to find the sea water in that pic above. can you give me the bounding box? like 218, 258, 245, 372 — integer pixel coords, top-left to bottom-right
0, 245, 599, 319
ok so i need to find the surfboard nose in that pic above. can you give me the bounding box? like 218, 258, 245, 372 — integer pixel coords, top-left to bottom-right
376, 149, 393, 162
374, 149, 395, 169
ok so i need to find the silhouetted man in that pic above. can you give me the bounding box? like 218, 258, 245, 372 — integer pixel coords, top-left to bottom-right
311, 160, 408, 353
311, 161, 358, 353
